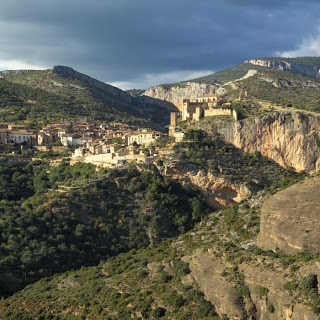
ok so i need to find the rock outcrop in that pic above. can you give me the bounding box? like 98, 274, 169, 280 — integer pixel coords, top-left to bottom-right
240, 262, 318, 320
163, 161, 256, 208
143, 81, 220, 110
257, 175, 320, 254
184, 250, 319, 320
199, 112, 320, 173
245, 59, 320, 79
183, 250, 248, 319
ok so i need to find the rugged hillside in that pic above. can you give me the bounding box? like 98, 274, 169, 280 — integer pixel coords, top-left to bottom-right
192, 112, 320, 174
159, 131, 298, 208
0, 66, 177, 126
0, 162, 209, 297
136, 56, 320, 109
225, 70, 320, 112
246, 57, 320, 79
2, 174, 320, 320
192, 56, 320, 84
258, 175, 320, 254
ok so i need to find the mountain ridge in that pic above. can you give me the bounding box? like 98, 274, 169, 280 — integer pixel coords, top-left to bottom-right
0, 65, 177, 127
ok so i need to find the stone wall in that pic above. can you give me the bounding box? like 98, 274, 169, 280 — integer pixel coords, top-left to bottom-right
204, 108, 238, 121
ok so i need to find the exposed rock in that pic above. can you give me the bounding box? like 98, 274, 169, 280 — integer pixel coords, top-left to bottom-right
143, 81, 220, 110
257, 175, 320, 254
245, 59, 320, 79
183, 250, 248, 319
259, 74, 320, 89
223, 69, 258, 88
164, 161, 255, 208
201, 112, 320, 173
240, 263, 318, 320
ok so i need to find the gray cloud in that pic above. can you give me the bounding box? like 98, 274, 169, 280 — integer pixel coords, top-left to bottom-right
1, 0, 320, 89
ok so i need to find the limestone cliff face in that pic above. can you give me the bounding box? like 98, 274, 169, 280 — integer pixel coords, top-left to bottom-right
257, 175, 320, 254
245, 59, 320, 79
143, 82, 220, 110
201, 112, 320, 173
184, 250, 319, 320
163, 161, 255, 208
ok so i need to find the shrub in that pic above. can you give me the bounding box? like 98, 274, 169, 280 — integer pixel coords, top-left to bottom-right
172, 259, 190, 277
267, 302, 275, 313
300, 274, 318, 291
283, 281, 299, 291
258, 286, 268, 299
151, 307, 166, 318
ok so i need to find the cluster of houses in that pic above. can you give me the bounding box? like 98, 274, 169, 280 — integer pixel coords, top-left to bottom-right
0, 92, 240, 168
0, 119, 165, 168
0, 123, 37, 145
71, 126, 163, 168
0, 120, 164, 148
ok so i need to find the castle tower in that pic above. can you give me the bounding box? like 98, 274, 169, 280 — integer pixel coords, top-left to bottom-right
170, 112, 177, 127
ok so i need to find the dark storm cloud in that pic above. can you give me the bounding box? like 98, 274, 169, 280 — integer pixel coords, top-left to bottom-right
1, 0, 320, 88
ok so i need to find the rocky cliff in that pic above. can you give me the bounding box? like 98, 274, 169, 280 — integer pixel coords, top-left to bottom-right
245, 59, 320, 79
184, 249, 319, 320
164, 164, 253, 208
198, 112, 320, 173
143, 81, 220, 110
257, 175, 320, 254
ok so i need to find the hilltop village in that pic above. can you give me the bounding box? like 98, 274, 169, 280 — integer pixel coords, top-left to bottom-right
0, 93, 239, 168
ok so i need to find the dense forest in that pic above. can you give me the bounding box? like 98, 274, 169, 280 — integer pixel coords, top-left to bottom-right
0, 161, 209, 297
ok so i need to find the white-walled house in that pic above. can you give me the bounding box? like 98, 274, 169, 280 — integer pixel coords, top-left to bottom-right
60, 134, 83, 147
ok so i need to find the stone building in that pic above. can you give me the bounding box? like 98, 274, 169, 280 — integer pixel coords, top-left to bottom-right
126, 129, 162, 146
7, 130, 37, 145
181, 94, 237, 122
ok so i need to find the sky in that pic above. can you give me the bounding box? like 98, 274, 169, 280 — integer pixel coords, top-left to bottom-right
1, 0, 320, 90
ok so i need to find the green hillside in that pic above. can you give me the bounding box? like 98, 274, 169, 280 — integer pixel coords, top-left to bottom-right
0, 173, 311, 320
0, 78, 150, 126
190, 64, 267, 84
0, 67, 174, 127
0, 161, 209, 297
188, 56, 320, 85
226, 70, 320, 112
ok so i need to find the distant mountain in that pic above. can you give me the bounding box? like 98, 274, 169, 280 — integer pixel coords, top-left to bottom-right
135, 56, 320, 111
191, 56, 320, 84
0, 66, 177, 127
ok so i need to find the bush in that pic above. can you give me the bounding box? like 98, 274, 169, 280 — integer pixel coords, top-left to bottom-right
172, 259, 190, 277
258, 286, 268, 299
300, 274, 318, 291
267, 302, 275, 313
283, 281, 299, 291
151, 307, 166, 318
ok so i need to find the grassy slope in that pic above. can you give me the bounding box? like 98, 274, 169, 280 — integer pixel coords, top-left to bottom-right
226, 70, 320, 112
187, 57, 320, 85
0, 69, 170, 127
